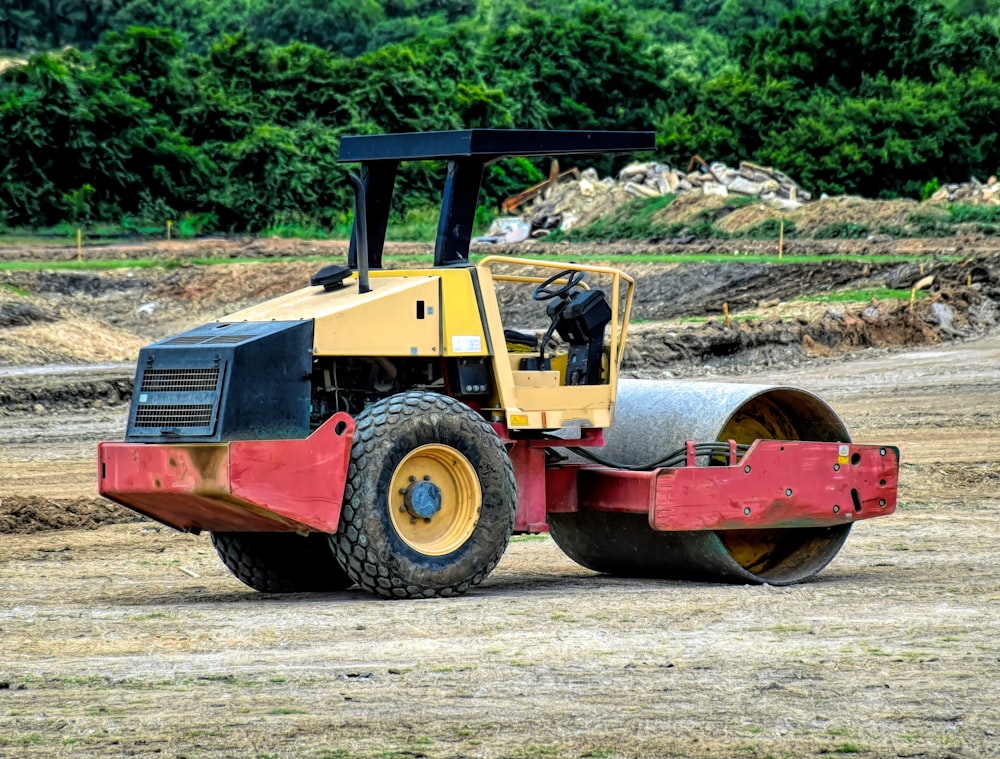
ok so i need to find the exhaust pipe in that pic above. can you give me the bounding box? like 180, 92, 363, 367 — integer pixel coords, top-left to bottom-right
347, 173, 371, 294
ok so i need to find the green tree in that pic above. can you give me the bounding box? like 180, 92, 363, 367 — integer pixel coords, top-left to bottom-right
480, 6, 668, 132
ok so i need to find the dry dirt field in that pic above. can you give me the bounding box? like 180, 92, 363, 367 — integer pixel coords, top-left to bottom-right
1, 237, 999, 758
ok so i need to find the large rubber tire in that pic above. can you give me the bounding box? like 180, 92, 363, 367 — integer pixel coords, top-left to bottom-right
333, 391, 516, 599
211, 531, 353, 593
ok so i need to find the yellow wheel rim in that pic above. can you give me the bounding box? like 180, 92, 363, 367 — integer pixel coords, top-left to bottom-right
389, 444, 482, 556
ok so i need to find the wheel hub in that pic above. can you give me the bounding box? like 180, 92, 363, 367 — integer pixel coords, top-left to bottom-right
403, 477, 443, 519
389, 443, 483, 556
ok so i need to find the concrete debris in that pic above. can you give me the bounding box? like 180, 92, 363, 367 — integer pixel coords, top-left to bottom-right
512, 157, 811, 238
475, 217, 532, 245
615, 160, 808, 203
929, 175, 1000, 205
927, 302, 956, 331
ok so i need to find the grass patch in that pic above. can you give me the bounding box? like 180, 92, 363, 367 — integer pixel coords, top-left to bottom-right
831, 743, 863, 754
4, 734, 48, 746
768, 624, 813, 634
745, 218, 796, 239
678, 314, 759, 324
724, 195, 760, 208
659, 216, 729, 240
1, 283, 30, 296
907, 213, 954, 237
876, 224, 909, 237
267, 707, 307, 715
947, 203, 1000, 224
0, 258, 181, 272
797, 287, 923, 303
813, 221, 870, 239
385, 205, 447, 242
554, 194, 677, 241
549, 613, 578, 622
260, 210, 340, 240
261, 223, 335, 240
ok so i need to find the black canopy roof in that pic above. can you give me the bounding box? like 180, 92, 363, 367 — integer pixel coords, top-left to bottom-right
339, 129, 656, 164
337, 129, 656, 268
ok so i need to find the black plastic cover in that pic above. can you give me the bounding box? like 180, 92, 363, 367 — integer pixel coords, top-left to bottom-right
311, 264, 352, 290
126, 320, 313, 442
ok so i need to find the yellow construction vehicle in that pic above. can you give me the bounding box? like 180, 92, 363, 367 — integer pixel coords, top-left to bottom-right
99, 130, 899, 598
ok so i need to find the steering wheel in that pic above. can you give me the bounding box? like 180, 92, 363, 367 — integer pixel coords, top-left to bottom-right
532, 269, 585, 301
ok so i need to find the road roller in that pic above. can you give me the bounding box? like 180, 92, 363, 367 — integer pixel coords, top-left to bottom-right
98, 129, 899, 598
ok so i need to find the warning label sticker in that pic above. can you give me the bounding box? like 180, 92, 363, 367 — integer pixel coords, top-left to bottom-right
451, 335, 482, 353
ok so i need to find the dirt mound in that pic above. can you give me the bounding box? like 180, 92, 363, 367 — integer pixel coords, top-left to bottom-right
0, 317, 146, 365
623, 289, 985, 376
148, 261, 319, 310
0, 495, 140, 534
0, 286, 147, 365
0, 299, 58, 327
788, 196, 922, 235
0, 370, 132, 414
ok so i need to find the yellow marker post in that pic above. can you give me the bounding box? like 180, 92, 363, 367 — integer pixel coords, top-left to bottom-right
76, 228, 82, 262
778, 220, 784, 260
910, 275, 935, 312
723, 301, 731, 328
167, 220, 173, 242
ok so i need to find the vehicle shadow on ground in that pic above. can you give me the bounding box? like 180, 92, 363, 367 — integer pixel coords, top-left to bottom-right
88, 567, 854, 607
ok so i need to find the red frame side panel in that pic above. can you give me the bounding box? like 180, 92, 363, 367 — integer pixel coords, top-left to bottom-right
541, 441, 899, 532
98, 413, 354, 534
652, 440, 898, 531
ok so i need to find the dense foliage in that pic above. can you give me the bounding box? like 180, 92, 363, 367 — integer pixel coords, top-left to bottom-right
1, 0, 998, 231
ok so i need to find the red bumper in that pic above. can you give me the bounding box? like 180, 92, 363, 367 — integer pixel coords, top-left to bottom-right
98, 414, 355, 534
547, 440, 899, 531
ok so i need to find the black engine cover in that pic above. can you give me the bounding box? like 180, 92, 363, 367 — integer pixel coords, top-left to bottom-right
125, 320, 313, 443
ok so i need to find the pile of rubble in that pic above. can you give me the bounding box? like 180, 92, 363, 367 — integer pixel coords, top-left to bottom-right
477, 158, 812, 243
929, 175, 999, 205
615, 159, 810, 206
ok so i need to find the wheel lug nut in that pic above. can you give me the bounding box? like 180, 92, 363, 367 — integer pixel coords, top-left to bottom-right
398, 488, 407, 495
399, 505, 407, 512
424, 517, 431, 523
408, 475, 416, 482
423, 475, 431, 481
410, 517, 417, 524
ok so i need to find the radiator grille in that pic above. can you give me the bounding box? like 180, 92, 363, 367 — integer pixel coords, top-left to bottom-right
162, 335, 209, 345
134, 404, 214, 428
161, 334, 255, 346
205, 334, 254, 344
140, 367, 220, 392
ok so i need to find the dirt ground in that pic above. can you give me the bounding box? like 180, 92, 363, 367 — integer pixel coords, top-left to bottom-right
2, 236, 1000, 758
